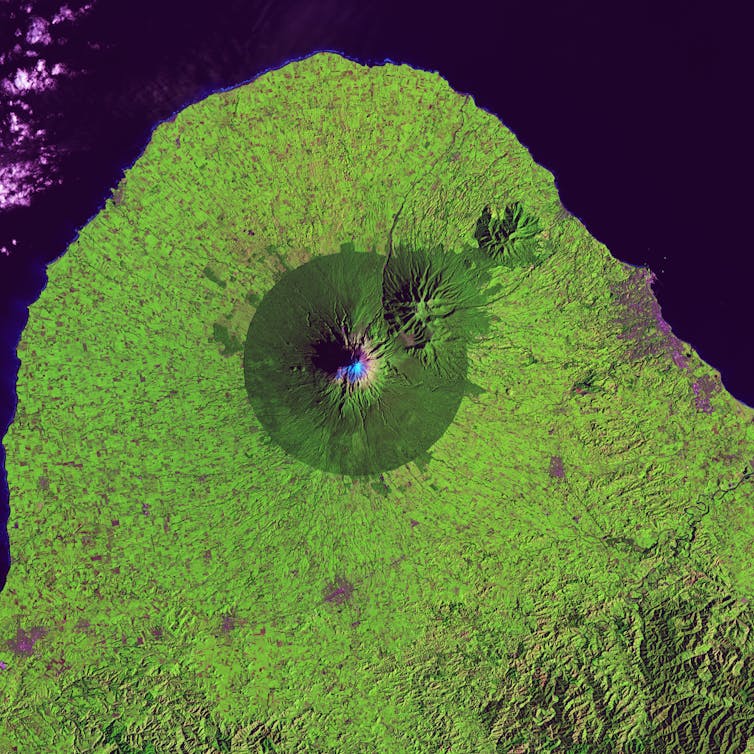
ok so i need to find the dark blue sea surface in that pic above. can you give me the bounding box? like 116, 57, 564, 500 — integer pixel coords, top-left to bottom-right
0, 0, 752, 591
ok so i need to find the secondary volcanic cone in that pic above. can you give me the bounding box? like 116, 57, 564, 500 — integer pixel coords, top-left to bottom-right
3, 52, 754, 753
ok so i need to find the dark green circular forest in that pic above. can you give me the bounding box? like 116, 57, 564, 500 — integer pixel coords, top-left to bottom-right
243, 243, 496, 475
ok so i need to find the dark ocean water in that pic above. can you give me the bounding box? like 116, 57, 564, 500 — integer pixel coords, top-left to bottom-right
0, 0, 751, 590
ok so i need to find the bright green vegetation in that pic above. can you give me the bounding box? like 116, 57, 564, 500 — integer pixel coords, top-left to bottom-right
2, 52, 754, 753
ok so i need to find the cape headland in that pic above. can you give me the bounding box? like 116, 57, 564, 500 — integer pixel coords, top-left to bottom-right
2, 52, 753, 753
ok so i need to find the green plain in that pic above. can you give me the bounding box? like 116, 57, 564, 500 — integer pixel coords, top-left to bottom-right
2, 52, 754, 753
